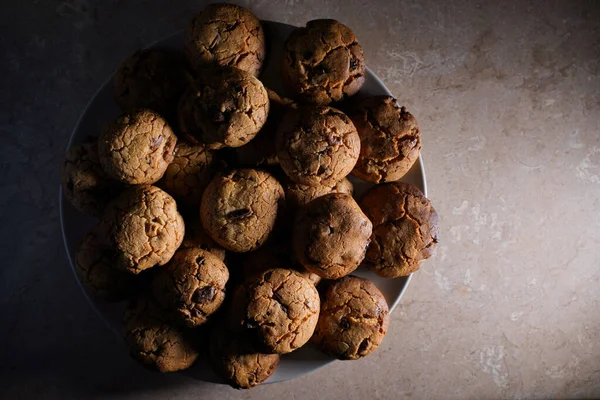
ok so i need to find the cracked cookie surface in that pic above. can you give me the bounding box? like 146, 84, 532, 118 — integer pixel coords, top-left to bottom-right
177, 68, 269, 149
158, 141, 215, 207
209, 325, 280, 389
113, 49, 189, 116
75, 224, 134, 302
313, 276, 389, 360
359, 182, 439, 277
283, 19, 365, 105
185, 4, 265, 77
152, 248, 229, 327
104, 185, 185, 274
233, 268, 320, 354
123, 298, 199, 372
285, 177, 353, 213
200, 169, 284, 253
61, 141, 121, 217
98, 109, 177, 185
350, 96, 421, 183
276, 106, 360, 186
294, 193, 372, 279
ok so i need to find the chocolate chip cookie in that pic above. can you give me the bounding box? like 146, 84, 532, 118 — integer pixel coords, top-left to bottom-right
359, 182, 439, 277
103, 185, 185, 274
210, 325, 280, 389
285, 177, 353, 213
61, 141, 121, 217
123, 298, 199, 372
152, 248, 229, 327
185, 4, 265, 77
276, 106, 360, 186
113, 49, 189, 116
98, 109, 177, 185
177, 68, 269, 149
312, 276, 389, 360
200, 169, 284, 253
350, 96, 421, 183
293, 193, 372, 279
283, 19, 365, 105
158, 141, 215, 207
232, 268, 320, 354
75, 225, 134, 302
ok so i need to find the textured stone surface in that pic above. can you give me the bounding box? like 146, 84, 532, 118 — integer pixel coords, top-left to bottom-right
1, 0, 600, 399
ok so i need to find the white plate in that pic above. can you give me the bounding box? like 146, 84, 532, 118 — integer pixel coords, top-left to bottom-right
59, 21, 427, 384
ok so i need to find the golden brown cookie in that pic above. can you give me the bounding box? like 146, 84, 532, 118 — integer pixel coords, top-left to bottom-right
350, 96, 421, 183
312, 276, 389, 360
209, 325, 279, 389
293, 193, 372, 279
200, 169, 284, 253
232, 89, 297, 167
158, 141, 215, 207
177, 68, 269, 149
98, 109, 177, 185
243, 239, 321, 286
283, 19, 365, 105
103, 185, 185, 274
74, 225, 134, 302
113, 49, 189, 116
152, 248, 229, 327
359, 182, 439, 277
285, 177, 353, 213
180, 214, 226, 261
276, 106, 360, 186
232, 268, 320, 354
61, 141, 121, 217
123, 298, 199, 372
185, 4, 265, 77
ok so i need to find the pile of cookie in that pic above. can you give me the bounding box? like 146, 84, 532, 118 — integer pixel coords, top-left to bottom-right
61, 4, 439, 389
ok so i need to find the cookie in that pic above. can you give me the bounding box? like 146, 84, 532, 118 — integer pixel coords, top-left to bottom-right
158, 141, 215, 207
98, 109, 177, 185
123, 298, 199, 372
200, 169, 284, 253
177, 68, 269, 149
232, 89, 297, 167
243, 239, 322, 286
293, 193, 372, 279
180, 214, 226, 261
312, 276, 389, 360
276, 106, 360, 186
359, 182, 439, 277
113, 49, 189, 116
232, 268, 320, 354
152, 248, 229, 327
185, 4, 265, 77
210, 325, 280, 389
74, 225, 134, 302
61, 141, 121, 217
103, 185, 185, 274
283, 19, 365, 105
350, 96, 421, 183
285, 177, 353, 212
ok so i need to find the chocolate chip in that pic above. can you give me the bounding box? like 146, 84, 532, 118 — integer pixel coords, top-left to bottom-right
195, 256, 205, 266
193, 286, 215, 304
212, 112, 226, 123
244, 317, 258, 329
350, 58, 358, 71
358, 338, 370, 353
226, 208, 252, 220
340, 318, 350, 329
264, 271, 272, 280
149, 134, 163, 150
327, 134, 342, 145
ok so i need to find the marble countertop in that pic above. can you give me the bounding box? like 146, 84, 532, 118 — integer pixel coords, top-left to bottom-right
1, 0, 599, 398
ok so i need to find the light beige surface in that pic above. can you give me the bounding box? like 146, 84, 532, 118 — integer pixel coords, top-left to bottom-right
2, 0, 600, 399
